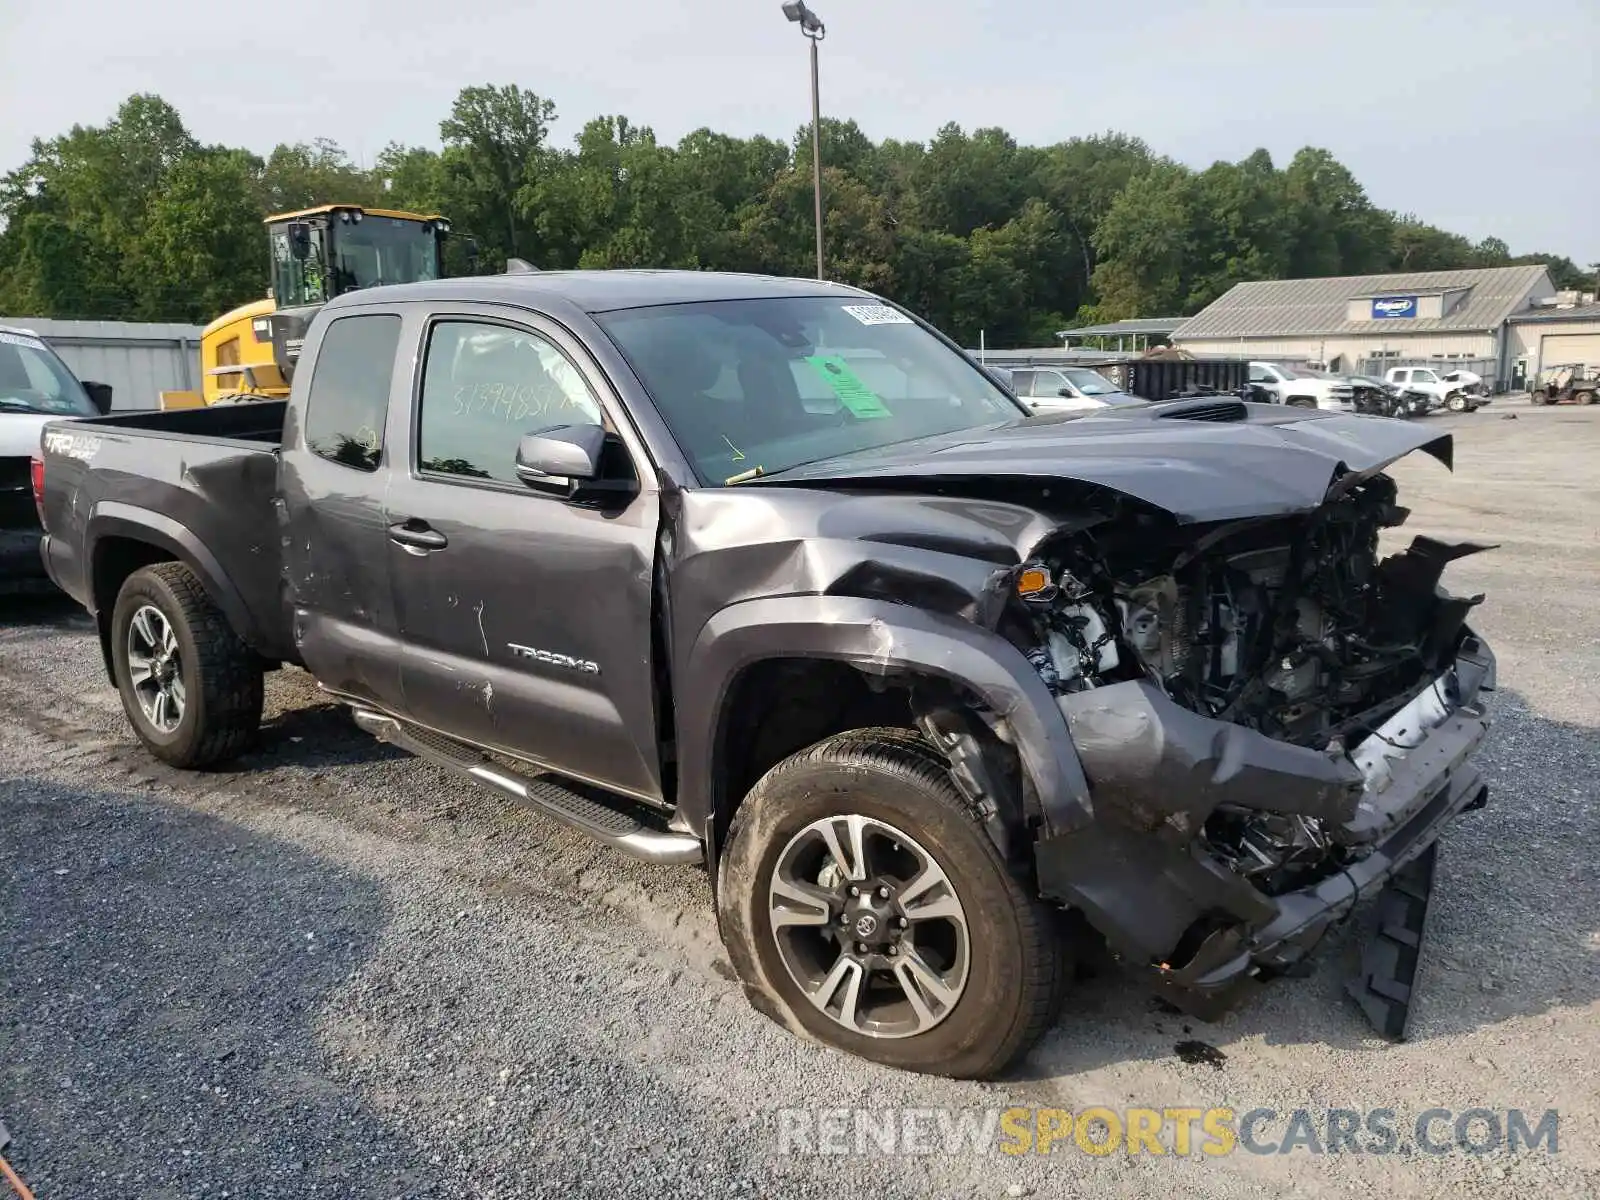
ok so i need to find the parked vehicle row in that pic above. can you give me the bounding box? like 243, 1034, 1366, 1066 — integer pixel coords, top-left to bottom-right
1244, 359, 1494, 419
34, 270, 1496, 1078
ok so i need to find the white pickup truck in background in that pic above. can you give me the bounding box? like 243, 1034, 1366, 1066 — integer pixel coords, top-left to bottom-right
1384, 366, 1490, 413
1247, 361, 1355, 410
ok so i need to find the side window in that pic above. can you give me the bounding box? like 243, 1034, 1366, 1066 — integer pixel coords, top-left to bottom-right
1009, 370, 1035, 396
1247, 366, 1269, 383
418, 320, 603, 485
304, 314, 401, 472
1414, 369, 1436, 383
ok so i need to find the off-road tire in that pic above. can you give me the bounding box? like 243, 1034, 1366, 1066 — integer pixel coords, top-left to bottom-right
1577, 390, 1596, 406
717, 728, 1067, 1078
110, 562, 264, 768
1531, 389, 1549, 405
1447, 392, 1469, 413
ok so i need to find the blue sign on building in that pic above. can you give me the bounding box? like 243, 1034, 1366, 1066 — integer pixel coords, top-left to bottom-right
1371, 296, 1419, 319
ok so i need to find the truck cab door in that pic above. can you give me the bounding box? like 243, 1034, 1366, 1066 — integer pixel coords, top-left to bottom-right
382, 308, 665, 803
278, 309, 409, 712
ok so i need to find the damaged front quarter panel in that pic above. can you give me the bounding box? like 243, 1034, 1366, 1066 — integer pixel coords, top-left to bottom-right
673, 404, 1492, 1028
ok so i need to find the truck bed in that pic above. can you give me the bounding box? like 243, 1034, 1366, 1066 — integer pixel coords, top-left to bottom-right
76, 399, 289, 446
38, 400, 296, 661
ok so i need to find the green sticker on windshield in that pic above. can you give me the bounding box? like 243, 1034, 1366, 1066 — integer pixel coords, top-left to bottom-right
805, 355, 893, 419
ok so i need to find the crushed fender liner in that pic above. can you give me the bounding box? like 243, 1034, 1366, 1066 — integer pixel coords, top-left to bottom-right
1034, 634, 1494, 1019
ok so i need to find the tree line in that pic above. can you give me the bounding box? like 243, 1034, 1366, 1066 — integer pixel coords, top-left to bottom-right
0, 87, 1587, 347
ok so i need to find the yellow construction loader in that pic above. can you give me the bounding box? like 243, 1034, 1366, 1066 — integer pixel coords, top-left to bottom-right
162, 204, 451, 407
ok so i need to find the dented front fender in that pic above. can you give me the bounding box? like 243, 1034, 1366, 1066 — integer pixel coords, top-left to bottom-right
677, 595, 1095, 855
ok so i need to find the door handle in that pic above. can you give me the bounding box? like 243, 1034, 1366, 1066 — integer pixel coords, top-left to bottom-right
388, 521, 448, 552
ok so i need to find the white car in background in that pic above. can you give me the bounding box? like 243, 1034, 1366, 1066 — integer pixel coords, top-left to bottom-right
1, 325, 109, 591
1247, 361, 1355, 411
1006, 366, 1143, 411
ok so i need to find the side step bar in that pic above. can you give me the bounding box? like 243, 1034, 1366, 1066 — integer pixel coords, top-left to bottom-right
351, 710, 703, 866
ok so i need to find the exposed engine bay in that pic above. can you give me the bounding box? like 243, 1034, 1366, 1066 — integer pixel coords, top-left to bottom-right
1007, 472, 1489, 896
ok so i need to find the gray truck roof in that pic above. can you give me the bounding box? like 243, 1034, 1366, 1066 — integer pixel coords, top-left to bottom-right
328, 270, 870, 316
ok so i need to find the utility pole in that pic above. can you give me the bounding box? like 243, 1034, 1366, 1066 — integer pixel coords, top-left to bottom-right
782, 2, 827, 279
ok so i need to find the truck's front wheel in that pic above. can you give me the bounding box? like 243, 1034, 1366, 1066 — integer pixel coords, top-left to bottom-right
110, 563, 264, 769
717, 729, 1066, 1078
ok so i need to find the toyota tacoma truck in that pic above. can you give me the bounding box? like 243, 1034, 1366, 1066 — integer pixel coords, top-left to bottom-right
35, 272, 1495, 1077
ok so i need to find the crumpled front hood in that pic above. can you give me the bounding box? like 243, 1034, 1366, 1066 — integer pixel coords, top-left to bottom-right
751, 405, 1453, 524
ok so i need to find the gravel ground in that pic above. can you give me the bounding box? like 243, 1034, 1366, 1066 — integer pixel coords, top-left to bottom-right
2, 398, 1597, 1198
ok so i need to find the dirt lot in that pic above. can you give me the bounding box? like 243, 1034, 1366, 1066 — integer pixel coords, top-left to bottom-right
2, 399, 1597, 1198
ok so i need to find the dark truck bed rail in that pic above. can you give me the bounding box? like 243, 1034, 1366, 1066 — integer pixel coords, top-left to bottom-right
70, 399, 288, 445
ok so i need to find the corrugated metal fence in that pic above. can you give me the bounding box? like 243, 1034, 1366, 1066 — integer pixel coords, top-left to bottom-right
0, 317, 203, 410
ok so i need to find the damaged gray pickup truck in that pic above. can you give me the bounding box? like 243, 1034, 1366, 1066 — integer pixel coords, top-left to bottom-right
36, 271, 1494, 1078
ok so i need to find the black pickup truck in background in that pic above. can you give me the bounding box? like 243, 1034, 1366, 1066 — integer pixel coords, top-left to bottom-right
37, 271, 1496, 1076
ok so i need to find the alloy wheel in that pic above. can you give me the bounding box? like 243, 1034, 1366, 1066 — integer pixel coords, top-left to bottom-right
767, 813, 970, 1039
127, 604, 186, 733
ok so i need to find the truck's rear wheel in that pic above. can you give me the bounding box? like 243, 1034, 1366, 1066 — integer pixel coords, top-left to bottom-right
717, 729, 1066, 1078
1287, 396, 1317, 409
110, 563, 263, 768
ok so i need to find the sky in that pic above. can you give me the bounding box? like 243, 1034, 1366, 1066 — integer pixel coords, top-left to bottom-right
3, 0, 1597, 267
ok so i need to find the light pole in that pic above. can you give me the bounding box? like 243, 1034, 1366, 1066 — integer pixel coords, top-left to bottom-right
782, 1, 826, 279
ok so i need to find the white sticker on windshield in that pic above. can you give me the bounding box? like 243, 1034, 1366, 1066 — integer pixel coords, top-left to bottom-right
0, 331, 47, 351
841, 304, 912, 326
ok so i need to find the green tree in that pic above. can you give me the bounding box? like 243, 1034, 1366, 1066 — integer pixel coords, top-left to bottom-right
440, 84, 557, 264
1, 88, 1585, 336
130, 148, 268, 321
1282, 147, 1391, 277
1089, 163, 1197, 318
259, 138, 381, 214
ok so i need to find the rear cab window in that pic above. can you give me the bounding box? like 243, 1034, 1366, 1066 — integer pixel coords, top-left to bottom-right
302, 314, 402, 471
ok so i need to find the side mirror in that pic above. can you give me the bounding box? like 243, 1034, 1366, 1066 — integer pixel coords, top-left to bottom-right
1057, 387, 1076, 399
515, 424, 638, 503
288, 222, 312, 260
82, 381, 113, 414
516, 424, 606, 486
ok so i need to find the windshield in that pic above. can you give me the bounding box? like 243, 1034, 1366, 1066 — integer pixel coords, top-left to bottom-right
1062, 367, 1119, 396
270, 216, 440, 307
597, 297, 1027, 484
0, 332, 96, 416
330, 217, 440, 292
1283, 366, 1334, 380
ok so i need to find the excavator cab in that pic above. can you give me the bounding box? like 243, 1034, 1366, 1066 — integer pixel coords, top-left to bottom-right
264, 205, 449, 387
183, 205, 449, 406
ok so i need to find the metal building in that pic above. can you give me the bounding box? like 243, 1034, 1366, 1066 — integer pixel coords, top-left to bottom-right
0, 317, 203, 410
1054, 317, 1187, 354
1507, 302, 1600, 383
1172, 266, 1557, 387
